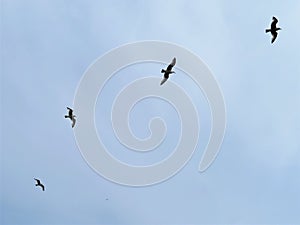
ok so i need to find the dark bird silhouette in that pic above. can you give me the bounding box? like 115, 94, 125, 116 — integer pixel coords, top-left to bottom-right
265, 16, 281, 43
65, 107, 76, 128
34, 178, 45, 191
160, 57, 176, 85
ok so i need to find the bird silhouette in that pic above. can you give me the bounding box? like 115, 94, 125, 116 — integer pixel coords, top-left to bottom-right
265, 16, 281, 43
65, 107, 76, 128
34, 178, 45, 191
160, 57, 176, 85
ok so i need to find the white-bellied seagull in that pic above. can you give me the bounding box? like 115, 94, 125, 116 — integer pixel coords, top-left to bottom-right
34, 178, 45, 191
65, 107, 76, 128
265, 16, 281, 43
160, 57, 176, 85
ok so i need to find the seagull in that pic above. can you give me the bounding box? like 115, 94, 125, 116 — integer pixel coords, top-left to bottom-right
160, 57, 176, 85
34, 178, 45, 191
265, 16, 281, 43
65, 107, 76, 128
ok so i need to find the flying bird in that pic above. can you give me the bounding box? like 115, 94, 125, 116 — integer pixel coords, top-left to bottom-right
160, 57, 176, 85
34, 178, 45, 191
65, 107, 76, 128
265, 16, 281, 43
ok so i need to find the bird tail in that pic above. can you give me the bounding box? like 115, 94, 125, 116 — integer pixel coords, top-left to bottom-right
265, 29, 271, 33
161, 69, 166, 73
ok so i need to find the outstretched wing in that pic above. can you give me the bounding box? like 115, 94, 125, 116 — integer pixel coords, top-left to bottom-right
160, 77, 168, 86
271, 32, 278, 43
40, 184, 45, 191
34, 178, 40, 184
271, 17, 278, 29
72, 117, 76, 128
166, 57, 176, 71
67, 107, 73, 114
67, 107, 73, 117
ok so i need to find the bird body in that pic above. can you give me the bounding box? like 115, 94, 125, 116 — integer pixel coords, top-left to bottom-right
266, 16, 281, 43
160, 57, 176, 85
34, 178, 45, 191
65, 107, 76, 128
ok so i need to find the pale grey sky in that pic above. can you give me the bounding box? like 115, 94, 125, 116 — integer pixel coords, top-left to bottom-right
1, 0, 300, 224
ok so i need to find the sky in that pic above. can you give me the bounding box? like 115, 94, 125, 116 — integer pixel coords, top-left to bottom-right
1, 0, 300, 224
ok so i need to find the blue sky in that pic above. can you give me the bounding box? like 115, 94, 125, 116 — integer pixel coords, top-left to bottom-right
1, 0, 300, 224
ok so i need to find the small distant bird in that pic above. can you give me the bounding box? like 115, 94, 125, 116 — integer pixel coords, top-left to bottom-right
160, 57, 176, 85
34, 178, 45, 191
265, 16, 281, 43
65, 107, 76, 128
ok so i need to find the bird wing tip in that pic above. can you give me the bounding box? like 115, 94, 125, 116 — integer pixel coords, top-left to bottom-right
171, 57, 176, 66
